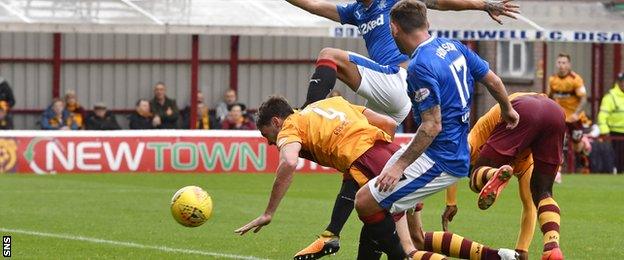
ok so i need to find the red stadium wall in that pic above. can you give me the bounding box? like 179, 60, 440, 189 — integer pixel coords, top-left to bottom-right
0, 131, 414, 174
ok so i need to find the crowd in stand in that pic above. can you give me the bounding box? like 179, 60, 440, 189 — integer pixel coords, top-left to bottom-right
0, 80, 256, 131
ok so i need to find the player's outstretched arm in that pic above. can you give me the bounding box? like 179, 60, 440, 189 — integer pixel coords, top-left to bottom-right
423, 0, 519, 24
375, 106, 442, 192
234, 142, 302, 235
479, 70, 519, 129
362, 108, 399, 139
285, 0, 341, 23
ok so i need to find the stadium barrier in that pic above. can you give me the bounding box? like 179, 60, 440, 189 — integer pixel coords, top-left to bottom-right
0, 130, 414, 174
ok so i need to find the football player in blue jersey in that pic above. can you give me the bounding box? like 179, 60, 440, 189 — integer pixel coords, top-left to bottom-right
290, 0, 519, 121
353, 0, 520, 259
284, 0, 519, 258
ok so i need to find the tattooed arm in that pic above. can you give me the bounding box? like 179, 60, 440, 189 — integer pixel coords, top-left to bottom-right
420, 0, 520, 24
375, 105, 442, 192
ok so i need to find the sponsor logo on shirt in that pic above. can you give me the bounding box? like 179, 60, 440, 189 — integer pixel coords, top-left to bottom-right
359, 14, 384, 35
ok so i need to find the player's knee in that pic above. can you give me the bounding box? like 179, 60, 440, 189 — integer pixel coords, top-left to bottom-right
531, 190, 552, 205
354, 187, 374, 214
318, 48, 347, 63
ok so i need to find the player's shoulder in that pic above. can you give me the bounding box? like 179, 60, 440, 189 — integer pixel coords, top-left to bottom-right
408, 38, 451, 73
569, 71, 585, 83
317, 96, 348, 107
281, 112, 300, 126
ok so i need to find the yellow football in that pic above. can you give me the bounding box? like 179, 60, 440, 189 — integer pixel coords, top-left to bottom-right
170, 186, 213, 227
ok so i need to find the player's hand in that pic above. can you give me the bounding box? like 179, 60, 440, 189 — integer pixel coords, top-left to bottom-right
441, 205, 458, 231
501, 107, 519, 129
376, 164, 403, 193
234, 214, 272, 236
166, 107, 173, 116
484, 0, 520, 25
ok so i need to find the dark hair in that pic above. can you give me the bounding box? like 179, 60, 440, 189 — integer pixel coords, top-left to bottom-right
558, 53, 571, 62
390, 0, 428, 33
256, 96, 294, 128
227, 103, 247, 112
135, 99, 149, 106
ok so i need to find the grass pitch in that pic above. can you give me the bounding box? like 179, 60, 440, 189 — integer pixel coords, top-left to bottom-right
0, 173, 622, 259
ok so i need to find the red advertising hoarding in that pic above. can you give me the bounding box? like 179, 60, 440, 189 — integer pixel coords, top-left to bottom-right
0, 130, 413, 174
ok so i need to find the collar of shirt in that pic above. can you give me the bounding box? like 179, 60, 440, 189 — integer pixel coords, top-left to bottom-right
410, 36, 436, 59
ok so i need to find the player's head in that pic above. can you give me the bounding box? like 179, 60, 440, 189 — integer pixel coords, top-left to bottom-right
390, 0, 429, 54
618, 72, 624, 91
556, 53, 571, 75
257, 96, 294, 145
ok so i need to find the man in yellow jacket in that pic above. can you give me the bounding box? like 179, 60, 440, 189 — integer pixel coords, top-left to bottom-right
598, 72, 624, 173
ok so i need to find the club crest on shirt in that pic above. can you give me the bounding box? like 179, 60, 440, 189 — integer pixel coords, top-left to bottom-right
354, 9, 362, 19
378, 0, 387, 10
413, 88, 430, 103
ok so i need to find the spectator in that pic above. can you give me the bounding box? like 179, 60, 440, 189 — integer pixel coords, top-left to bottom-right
129, 99, 158, 129
216, 89, 240, 121
597, 72, 624, 173
181, 91, 219, 129
183, 102, 220, 129
221, 104, 256, 130
0, 77, 15, 109
150, 82, 179, 129
41, 99, 78, 130
64, 90, 86, 129
85, 102, 121, 130
0, 103, 13, 129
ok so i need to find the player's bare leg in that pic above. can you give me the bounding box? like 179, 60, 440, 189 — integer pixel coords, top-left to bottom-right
302, 48, 362, 108
531, 162, 563, 260
515, 170, 537, 260
406, 204, 426, 250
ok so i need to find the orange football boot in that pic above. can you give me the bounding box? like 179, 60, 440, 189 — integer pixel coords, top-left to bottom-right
293, 231, 340, 260
478, 165, 514, 210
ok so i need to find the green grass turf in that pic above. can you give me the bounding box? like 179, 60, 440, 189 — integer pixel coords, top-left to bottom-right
0, 173, 622, 259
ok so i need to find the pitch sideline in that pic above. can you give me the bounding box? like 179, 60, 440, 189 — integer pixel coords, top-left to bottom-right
0, 227, 269, 260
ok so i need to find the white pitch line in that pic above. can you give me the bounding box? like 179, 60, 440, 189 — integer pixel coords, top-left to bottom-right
0, 228, 269, 260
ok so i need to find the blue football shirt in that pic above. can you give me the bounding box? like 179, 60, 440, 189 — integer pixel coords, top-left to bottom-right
406, 37, 490, 177
337, 0, 409, 66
